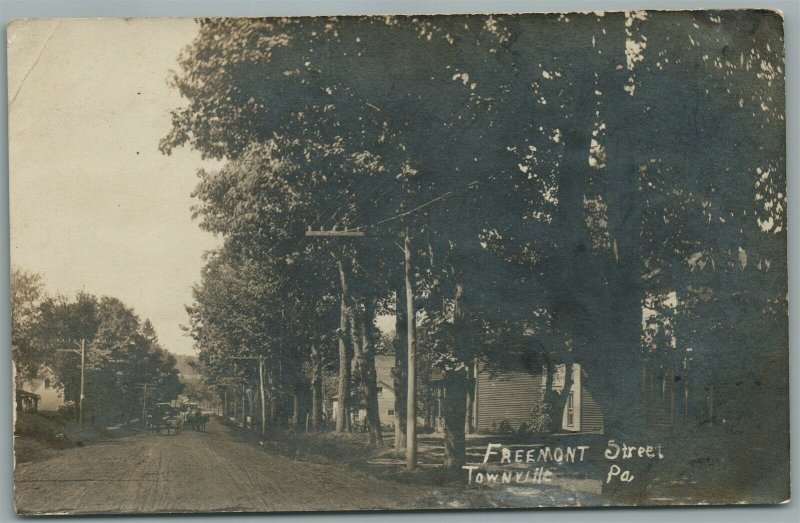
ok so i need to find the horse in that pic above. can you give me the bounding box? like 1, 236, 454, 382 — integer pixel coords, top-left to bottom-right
197, 414, 210, 432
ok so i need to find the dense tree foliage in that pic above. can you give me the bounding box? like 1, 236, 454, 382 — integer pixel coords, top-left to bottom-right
11, 272, 183, 425
11, 267, 46, 379
165, 11, 786, 483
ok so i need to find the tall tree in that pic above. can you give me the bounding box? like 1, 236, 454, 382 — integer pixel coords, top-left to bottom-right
164, 13, 786, 479
10, 266, 46, 379
30, 291, 183, 425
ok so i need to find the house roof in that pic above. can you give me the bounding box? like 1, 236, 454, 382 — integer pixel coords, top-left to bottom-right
16, 389, 40, 400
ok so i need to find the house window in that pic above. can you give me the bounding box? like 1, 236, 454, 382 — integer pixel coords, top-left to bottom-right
566, 391, 575, 427
376, 387, 383, 394
388, 410, 395, 416
44, 378, 50, 389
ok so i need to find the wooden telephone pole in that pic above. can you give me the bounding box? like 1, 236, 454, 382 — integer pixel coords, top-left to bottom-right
403, 228, 417, 471
134, 383, 157, 431
305, 227, 418, 471
56, 338, 86, 431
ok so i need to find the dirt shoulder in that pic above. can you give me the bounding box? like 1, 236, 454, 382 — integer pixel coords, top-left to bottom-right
14, 417, 443, 515
220, 417, 605, 508
221, 418, 459, 485
13, 412, 141, 465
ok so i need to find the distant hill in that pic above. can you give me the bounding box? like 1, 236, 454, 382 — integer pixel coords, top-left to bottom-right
173, 354, 201, 383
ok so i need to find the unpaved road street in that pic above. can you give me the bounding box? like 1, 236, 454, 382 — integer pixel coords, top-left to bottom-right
14, 418, 436, 515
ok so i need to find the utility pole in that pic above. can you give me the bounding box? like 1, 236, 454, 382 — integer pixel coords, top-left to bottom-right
80, 338, 84, 429
230, 356, 268, 436
305, 227, 418, 470
303, 181, 477, 469
142, 383, 148, 429
56, 338, 86, 432
259, 358, 267, 434
134, 383, 157, 431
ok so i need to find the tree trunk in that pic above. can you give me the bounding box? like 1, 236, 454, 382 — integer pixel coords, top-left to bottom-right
531, 50, 647, 465
241, 387, 247, 429
541, 362, 574, 433
259, 360, 267, 436
310, 344, 323, 432
464, 389, 473, 434
270, 398, 278, 430
393, 272, 408, 449
360, 299, 384, 446
443, 281, 469, 470
336, 259, 351, 433
291, 393, 299, 431
349, 300, 367, 438
443, 377, 467, 470
464, 361, 474, 434
591, 46, 647, 503
598, 96, 646, 443
238, 388, 244, 428
263, 368, 272, 430
239, 389, 244, 426
248, 386, 256, 431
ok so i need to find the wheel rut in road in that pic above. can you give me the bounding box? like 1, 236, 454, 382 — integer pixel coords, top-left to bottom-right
14, 418, 434, 515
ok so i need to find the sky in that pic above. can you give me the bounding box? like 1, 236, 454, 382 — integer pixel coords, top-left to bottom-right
8, 19, 222, 355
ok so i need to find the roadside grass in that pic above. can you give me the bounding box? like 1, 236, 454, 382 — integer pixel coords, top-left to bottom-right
219, 417, 611, 508
219, 417, 512, 507
219, 417, 605, 484
222, 416, 789, 506
220, 417, 463, 484
13, 412, 143, 464
643, 423, 791, 505
14, 413, 75, 464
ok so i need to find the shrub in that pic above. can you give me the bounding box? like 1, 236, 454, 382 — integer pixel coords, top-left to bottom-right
494, 419, 513, 434
526, 402, 553, 433
59, 401, 76, 419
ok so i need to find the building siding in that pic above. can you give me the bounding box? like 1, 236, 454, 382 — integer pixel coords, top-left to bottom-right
644, 368, 677, 431
375, 355, 396, 424
475, 370, 544, 432
16, 366, 64, 412
476, 364, 604, 434
579, 377, 605, 434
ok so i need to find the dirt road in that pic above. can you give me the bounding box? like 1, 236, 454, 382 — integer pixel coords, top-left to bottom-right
14, 418, 437, 515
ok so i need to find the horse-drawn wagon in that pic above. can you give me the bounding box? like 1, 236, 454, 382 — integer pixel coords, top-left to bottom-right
147, 402, 183, 435
180, 401, 210, 431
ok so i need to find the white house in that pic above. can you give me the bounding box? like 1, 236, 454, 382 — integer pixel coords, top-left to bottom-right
15, 365, 65, 412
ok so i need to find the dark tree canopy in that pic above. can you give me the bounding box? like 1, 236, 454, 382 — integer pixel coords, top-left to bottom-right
165, 11, 786, 482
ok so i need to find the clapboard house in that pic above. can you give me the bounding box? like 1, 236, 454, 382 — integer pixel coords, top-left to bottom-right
472, 363, 605, 434
370, 354, 604, 434
14, 365, 65, 413
374, 355, 397, 424
642, 358, 717, 432
331, 356, 399, 427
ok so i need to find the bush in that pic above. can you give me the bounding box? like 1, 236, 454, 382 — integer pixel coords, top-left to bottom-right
59, 401, 76, 419
490, 419, 515, 434
526, 402, 553, 433
14, 412, 63, 438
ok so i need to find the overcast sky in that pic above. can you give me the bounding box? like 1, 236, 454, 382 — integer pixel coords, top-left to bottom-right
9, 18, 222, 355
